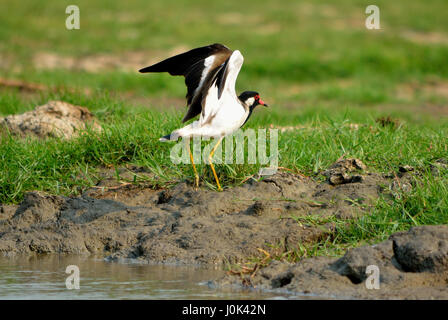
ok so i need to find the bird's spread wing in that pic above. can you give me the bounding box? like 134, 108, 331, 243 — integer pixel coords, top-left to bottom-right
139, 43, 233, 123
218, 50, 244, 98
200, 50, 244, 126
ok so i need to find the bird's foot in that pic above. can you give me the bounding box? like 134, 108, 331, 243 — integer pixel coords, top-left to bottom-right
194, 175, 199, 191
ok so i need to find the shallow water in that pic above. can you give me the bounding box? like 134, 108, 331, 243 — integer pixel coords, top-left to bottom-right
0, 255, 291, 300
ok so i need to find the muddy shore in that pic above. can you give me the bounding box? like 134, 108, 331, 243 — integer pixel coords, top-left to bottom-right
1, 159, 447, 299
213, 225, 448, 299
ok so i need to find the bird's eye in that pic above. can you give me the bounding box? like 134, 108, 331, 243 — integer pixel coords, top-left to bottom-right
254, 95, 259, 100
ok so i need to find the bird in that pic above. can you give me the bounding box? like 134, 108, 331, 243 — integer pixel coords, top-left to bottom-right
139, 43, 268, 191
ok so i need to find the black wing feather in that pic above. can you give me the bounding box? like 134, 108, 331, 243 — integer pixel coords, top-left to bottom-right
183, 60, 206, 106
215, 59, 230, 100
139, 45, 219, 75
184, 64, 225, 122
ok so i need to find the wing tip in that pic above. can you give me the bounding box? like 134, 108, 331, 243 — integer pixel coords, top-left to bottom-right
139, 66, 151, 73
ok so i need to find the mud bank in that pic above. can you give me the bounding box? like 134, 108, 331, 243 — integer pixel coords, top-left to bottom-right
1, 159, 446, 298
213, 225, 448, 299
1, 159, 392, 264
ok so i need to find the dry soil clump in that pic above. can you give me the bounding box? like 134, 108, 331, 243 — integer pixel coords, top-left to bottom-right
0, 101, 101, 139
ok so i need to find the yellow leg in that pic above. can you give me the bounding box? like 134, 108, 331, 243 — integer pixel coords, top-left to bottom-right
188, 140, 199, 190
208, 137, 224, 192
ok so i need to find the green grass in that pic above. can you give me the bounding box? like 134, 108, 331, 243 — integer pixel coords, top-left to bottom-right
1, 90, 446, 205
1, 0, 448, 262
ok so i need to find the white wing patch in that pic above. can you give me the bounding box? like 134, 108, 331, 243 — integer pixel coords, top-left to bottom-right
200, 50, 244, 126
194, 55, 215, 98
224, 50, 244, 96
200, 80, 219, 126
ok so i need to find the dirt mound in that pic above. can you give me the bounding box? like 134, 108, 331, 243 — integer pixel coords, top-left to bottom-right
0, 101, 101, 139
213, 225, 448, 299
0, 159, 399, 264
322, 158, 366, 185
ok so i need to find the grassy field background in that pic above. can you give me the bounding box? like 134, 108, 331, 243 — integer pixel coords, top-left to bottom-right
0, 0, 447, 259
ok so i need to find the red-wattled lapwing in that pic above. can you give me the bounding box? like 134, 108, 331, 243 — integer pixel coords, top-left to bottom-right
139, 43, 268, 191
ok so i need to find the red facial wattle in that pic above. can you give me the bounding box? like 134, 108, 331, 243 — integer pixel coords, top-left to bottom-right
253, 94, 268, 107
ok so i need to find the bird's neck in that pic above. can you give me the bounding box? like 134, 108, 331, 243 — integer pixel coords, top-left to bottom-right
240, 104, 256, 127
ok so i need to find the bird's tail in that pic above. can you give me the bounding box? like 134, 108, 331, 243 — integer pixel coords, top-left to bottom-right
160, 121, 199, 141
159, 132, 180, 142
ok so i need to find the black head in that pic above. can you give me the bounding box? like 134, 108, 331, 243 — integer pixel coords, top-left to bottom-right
238, 91, 269, 109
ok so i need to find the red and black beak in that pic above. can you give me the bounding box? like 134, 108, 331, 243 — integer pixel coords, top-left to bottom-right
258, 98, 268, 107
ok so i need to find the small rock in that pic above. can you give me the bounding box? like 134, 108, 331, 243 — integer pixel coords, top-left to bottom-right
247, 201, 265, 216
329, 172, 349, 185
430, 158, 448, 177
376, 116, 400, 129
391, 225, 448, 273
390, 180, 412, 196
331, 240, 396, 284
157, 190, 173, 204
352, 159, 367, 171
399, 165, 414, 173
